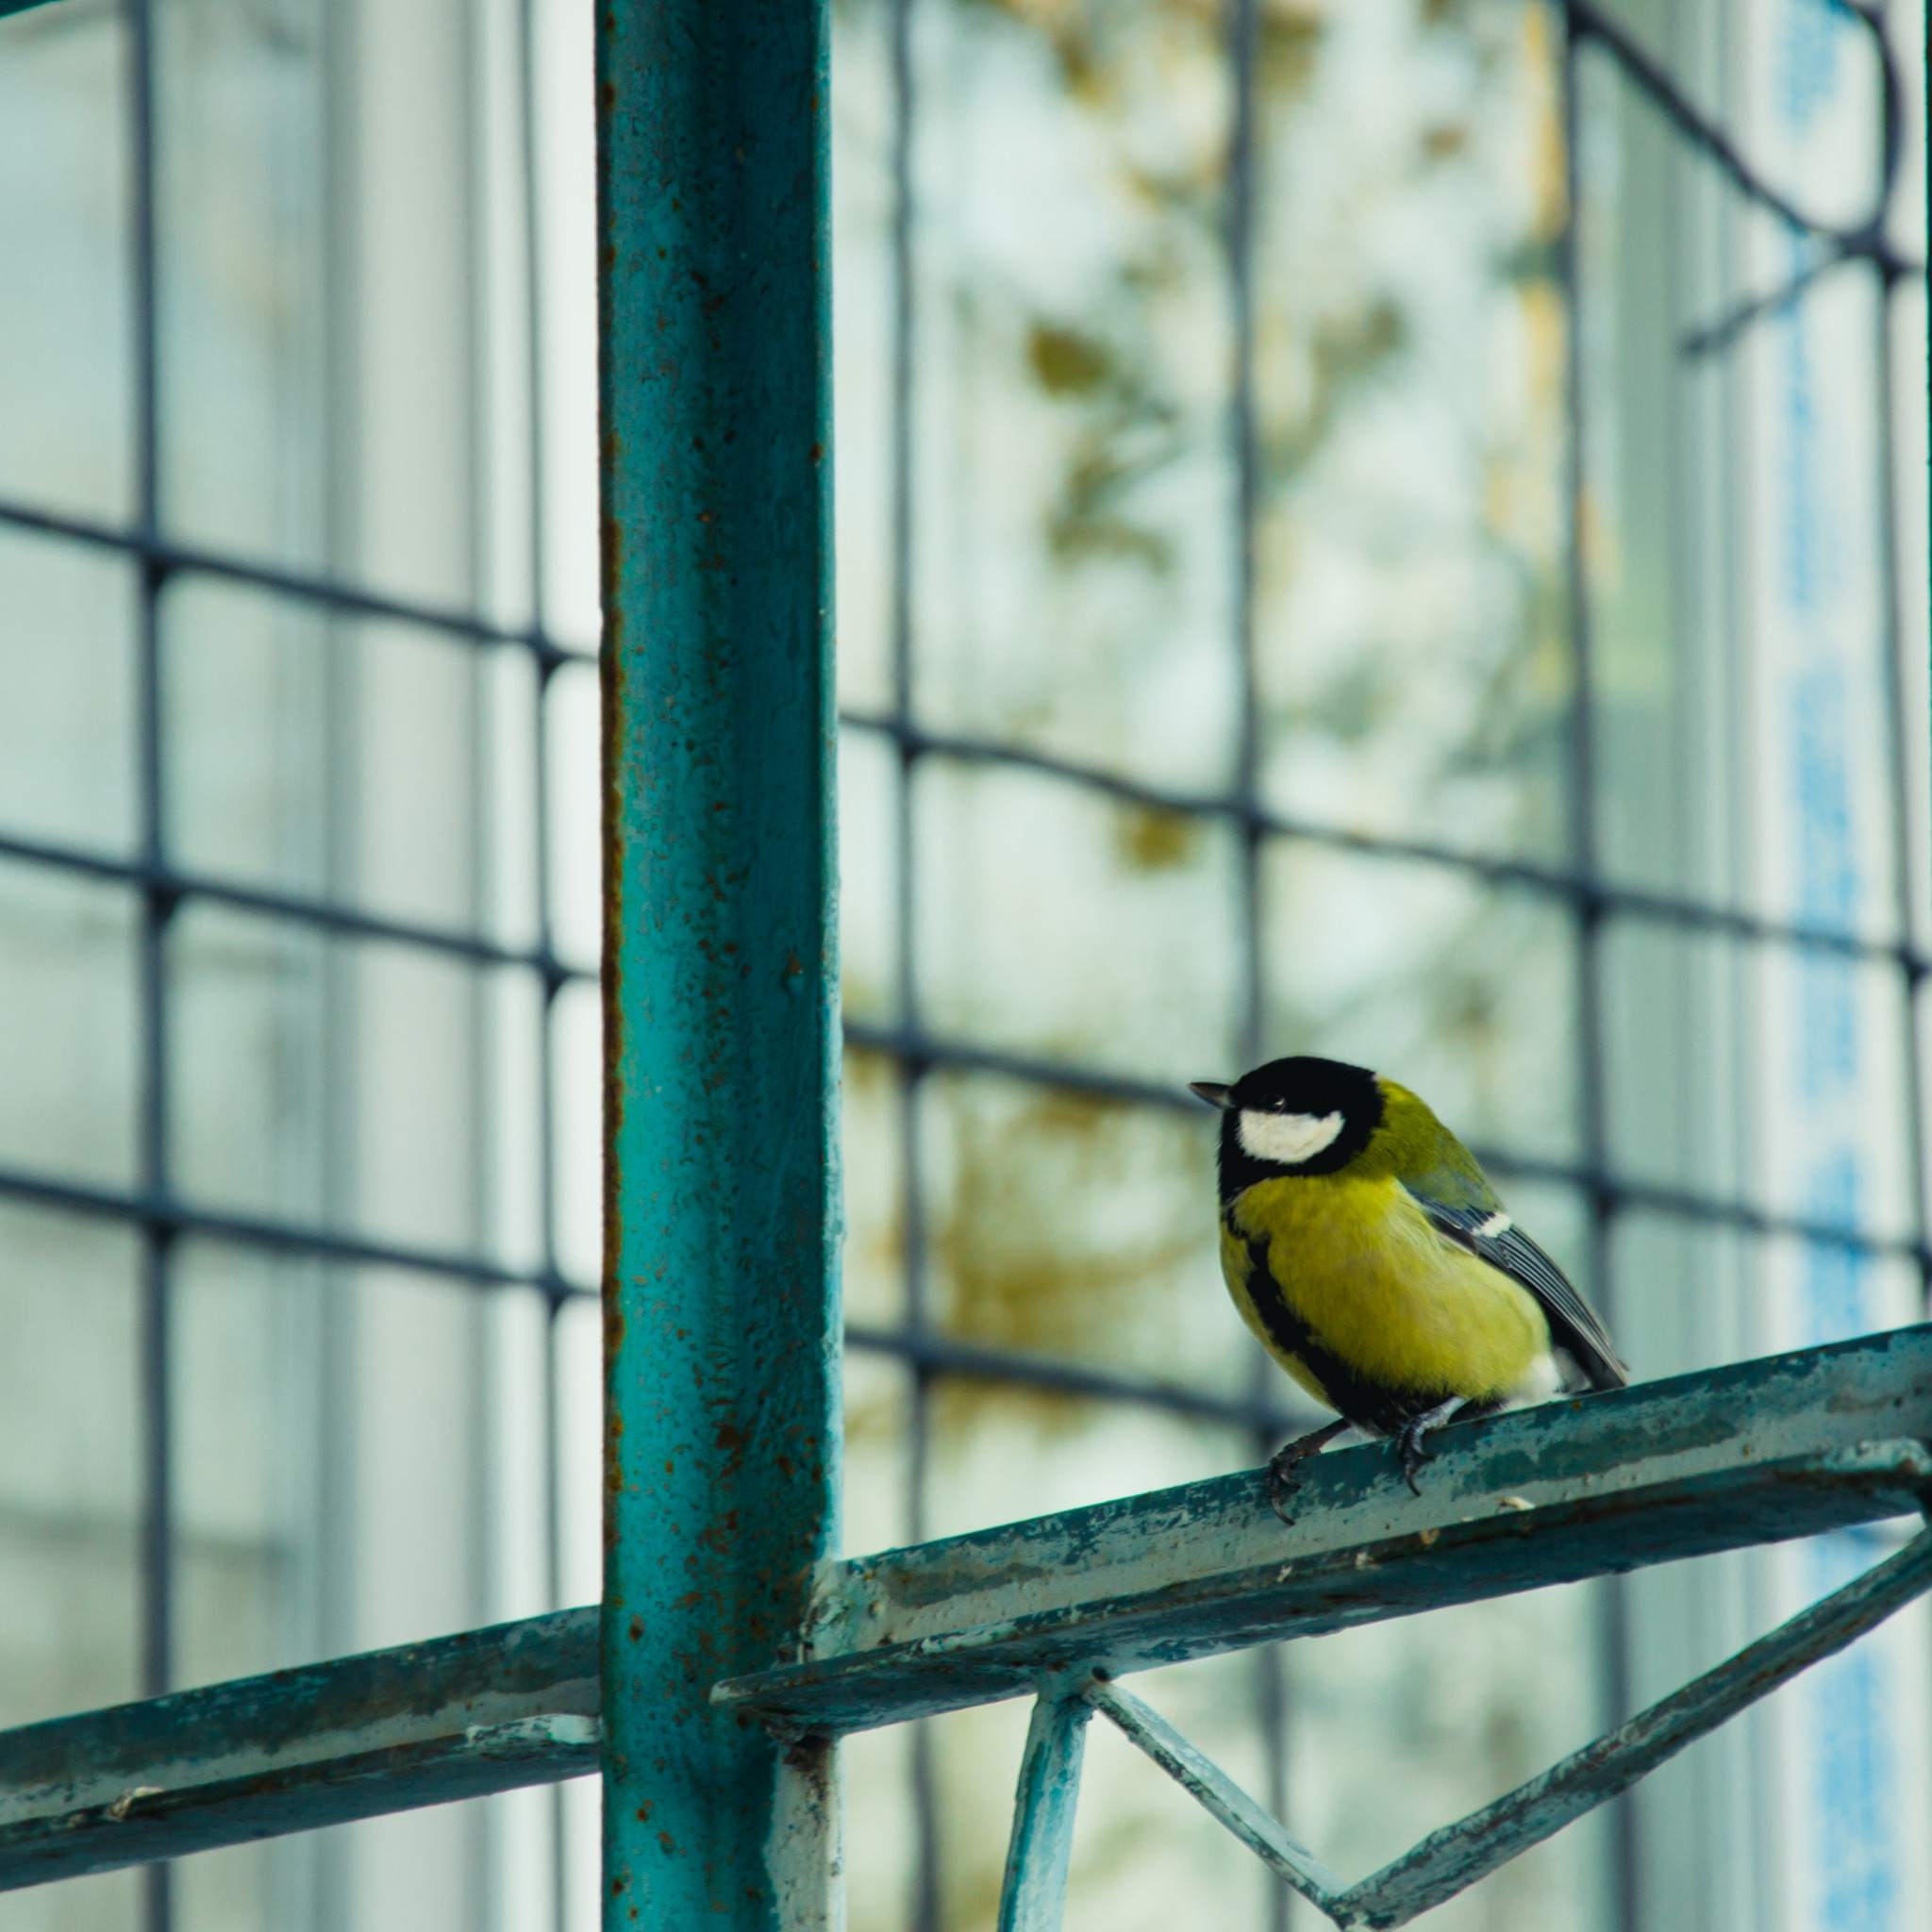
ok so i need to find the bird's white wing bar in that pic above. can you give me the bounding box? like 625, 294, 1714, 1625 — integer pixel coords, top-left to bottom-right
1412, 1191, 1628, 1389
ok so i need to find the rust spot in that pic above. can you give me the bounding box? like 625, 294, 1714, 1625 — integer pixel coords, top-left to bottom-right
808, 441, 824, 463
636, 1803, 651, 1823
658, 1831, 676, 1854
628, 1615, 643, 1642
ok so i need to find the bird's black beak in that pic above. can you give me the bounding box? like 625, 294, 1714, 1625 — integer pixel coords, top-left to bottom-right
1189, 1081, 1233, 1110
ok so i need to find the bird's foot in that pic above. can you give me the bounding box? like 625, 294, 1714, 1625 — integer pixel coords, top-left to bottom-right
1393, 1398, 1467, 1499
1262, 1419, 1351, 1525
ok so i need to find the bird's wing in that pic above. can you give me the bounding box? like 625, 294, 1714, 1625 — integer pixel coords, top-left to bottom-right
1408, 1191, 1630, 1391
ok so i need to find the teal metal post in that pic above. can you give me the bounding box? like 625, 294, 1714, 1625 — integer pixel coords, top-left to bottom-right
598, 1, 839, 1926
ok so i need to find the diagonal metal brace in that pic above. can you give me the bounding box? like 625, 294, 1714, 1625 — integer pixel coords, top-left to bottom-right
1082, 1523, 1932, 1930
1085, 1677, 1344, 1911
1338, 1521, 1932, 1925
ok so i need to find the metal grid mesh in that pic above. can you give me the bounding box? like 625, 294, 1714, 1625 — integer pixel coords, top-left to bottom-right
851, 3, 1925, 1929
0, 2, 1920, 1930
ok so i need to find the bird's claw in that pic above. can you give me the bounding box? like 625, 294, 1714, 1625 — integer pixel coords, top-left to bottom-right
1396, 1421, 1433, 1497
1262, 1419, 1351, 1525
1263, 1448, 1310, 1525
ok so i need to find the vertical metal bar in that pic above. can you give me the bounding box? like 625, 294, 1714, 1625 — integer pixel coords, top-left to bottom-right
125, 0, 173, 1924
1869, 266, 1929, 1310
1558, 24, 1636, 1932
313, 17, 360, 1930
515, 1, 572, 1921
598, 2, 840, 1927
886, 5, 943, 1930
1226, 0, 1263, 1072
994, 1691, 1094, 1932
1225, 8, 1291, 1926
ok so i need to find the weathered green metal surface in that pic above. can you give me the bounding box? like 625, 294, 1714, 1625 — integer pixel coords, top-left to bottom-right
995, 1690, 1092, 1932
716, 1325, 1932, 1730
0, 1609, 597, 1887
0, 2, 58, 17
597, 0, 839, 1925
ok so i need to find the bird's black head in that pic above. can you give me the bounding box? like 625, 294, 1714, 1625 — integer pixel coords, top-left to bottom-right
1189, 1055, 1385, 1199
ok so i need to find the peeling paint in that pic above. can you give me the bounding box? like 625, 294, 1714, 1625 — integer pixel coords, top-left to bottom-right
717, 1327, 1932, 1734
0, 1613, 600, 1888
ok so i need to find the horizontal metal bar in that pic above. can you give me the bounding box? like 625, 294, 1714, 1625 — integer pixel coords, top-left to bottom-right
0, 495, 596, 668
0, 1062, 1918, 1320
0, 1162, 594, 1299
837, 712, 1929, 974
0, 800, 1908, 1259
0, 825, 593, 985
847, 1322, 1313, 1434
1341, 1523, 1932, 1927
713, 1324, 1932, 1732
842, 1017, 1191, 1112
0, 1160, 1309, 1430
3, 809, 1917, 1259
1086, 1677, 1343, 1910
2, 1141, 1917, 1382
0, 1607, 599, 1888
842, 1021, 1930, 1265
3, 700, 1914, 986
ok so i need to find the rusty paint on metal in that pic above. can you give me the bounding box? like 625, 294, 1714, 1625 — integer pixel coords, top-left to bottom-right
716, 1326, 1932, 1732
0, 1610, 598, 1889
598, 0, 839, 1926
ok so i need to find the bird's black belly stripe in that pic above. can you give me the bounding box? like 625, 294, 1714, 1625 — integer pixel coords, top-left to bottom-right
1242, 1233, 1476, 1439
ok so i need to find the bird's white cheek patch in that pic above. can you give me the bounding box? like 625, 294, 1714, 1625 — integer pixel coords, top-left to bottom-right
1239, 1108, 1344, 1166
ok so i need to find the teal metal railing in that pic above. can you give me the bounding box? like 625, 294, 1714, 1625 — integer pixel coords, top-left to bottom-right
714, 1325, 1932, 1929
0, 4, 1924, 1929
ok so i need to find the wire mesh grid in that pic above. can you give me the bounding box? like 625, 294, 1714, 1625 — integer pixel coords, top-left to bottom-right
0, 2, 1921, 1931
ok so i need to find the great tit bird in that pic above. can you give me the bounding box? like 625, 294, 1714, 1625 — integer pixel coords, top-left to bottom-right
1190, 1055, 1627, 1521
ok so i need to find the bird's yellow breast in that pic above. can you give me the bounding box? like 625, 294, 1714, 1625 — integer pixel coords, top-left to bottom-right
1222, 1172, 1550, 1408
